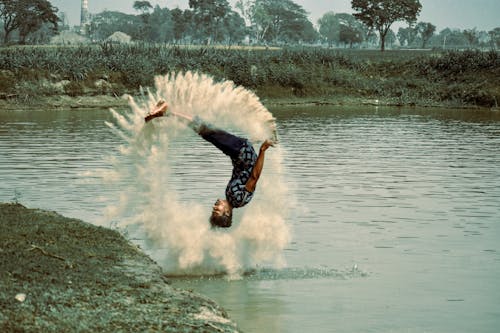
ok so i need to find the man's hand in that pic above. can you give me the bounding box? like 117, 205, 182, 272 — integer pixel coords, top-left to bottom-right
260, 140, 274, 153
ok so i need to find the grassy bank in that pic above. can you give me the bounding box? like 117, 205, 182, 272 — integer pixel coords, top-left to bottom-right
0, 203, 239, 332
0, 44, 499, 108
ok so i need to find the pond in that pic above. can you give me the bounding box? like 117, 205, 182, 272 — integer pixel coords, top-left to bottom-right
1, 105, 499, 332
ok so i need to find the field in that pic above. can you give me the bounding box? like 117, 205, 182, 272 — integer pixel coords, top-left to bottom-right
0, 44, 498, 108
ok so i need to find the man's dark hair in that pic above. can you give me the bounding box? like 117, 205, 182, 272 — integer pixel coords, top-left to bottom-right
210, 213, 232, 228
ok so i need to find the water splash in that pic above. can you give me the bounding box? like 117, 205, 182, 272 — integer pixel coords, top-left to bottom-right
104, 72, 291, 277
168, 266, 369, 281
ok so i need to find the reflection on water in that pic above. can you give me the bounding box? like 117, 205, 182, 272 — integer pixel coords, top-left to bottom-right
1, 106, 500, 332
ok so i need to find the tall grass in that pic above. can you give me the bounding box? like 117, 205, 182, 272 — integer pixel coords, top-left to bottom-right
0, 44, 498, 107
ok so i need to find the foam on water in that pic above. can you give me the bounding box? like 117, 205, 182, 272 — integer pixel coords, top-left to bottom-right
168, 266, 369, 281
104, 72, 291, 277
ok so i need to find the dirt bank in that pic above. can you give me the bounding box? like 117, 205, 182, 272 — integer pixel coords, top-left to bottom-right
0, 203, 240, 332
0, 93, 490, 114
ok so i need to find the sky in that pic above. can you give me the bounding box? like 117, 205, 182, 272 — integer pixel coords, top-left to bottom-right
51, 0, 500, 32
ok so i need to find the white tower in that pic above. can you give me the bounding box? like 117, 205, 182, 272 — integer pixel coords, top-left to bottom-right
80, 0, 90, 35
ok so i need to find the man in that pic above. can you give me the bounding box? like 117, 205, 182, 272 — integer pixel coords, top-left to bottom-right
145, 101, 274, 228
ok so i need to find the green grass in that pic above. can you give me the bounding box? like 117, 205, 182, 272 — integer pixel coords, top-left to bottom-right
0, 44, 498, 108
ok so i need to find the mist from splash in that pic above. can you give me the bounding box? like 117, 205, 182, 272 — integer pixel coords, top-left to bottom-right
104, 72, 291, 277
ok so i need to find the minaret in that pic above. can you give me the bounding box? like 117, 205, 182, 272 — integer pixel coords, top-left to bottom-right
80, 0, 89, 35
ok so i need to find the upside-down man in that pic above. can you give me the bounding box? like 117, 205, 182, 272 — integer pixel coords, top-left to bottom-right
145, 101, 274, 228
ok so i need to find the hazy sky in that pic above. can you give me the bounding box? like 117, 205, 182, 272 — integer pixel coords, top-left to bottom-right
52, 0, 500, 32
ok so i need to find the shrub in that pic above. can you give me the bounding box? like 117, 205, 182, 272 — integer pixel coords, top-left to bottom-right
64, 80, 85, 97
0, 70, 16, 94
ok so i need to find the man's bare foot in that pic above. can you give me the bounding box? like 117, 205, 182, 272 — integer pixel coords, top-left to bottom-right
145, 100, 168, 122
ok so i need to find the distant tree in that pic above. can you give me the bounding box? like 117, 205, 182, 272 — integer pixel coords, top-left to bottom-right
89, 11, 142, 41
148, 5, 173, 42
276, 1, 317, 43
337, 13, 364, 47
0, 0, 59, 44
339, 24, 362, 47
319, 12, 364, 47
439, 28, 468, 49
397, 26, 417, 47
133, 1, 153, 15
351, 0, 422, 51
25, 22, 56, 44
299, 20, 319, 43
18, 0, 59, 44
171, 8, 191, 43
249, 0, 314, 44
463, 28, 480, 48
234, 0, 252, 26
318, 12, 339, 46
223, 10, 247, 44
488, 27, 500, 49
415, 22, 435, 48
132, 1, 153, 40
189, 0, 231, 44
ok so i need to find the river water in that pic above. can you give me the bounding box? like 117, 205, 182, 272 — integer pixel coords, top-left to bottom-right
1, 105, 499, 332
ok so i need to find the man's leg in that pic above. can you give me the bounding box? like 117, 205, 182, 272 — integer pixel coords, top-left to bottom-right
144, 102, 246, 158
145, 101, 168, 122
197, 125, 246, 159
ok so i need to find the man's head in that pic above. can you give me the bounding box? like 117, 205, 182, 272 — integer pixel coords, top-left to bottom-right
210, 199, 232, 228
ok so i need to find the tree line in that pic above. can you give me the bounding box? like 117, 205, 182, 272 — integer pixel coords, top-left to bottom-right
1, 0, 499, 51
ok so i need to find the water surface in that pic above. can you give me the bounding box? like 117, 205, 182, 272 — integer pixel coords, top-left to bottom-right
1, 105, 499, 332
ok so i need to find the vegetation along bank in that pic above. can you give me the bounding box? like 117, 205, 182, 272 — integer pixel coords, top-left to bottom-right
0, 44, 499, 109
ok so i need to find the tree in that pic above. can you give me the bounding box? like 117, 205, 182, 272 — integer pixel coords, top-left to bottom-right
132, 1, 153, 40
235, 0, 253, 26
88, 11, 142, 41
415, 22, 435, 48
397, 26, 416, 47
351, 0, 422, 51
275, 1, 316, 43
250, 0, 314, 44
439, 28, 468, 49
171, 8, 191, 43
24, 22, 56, 44
223, 10, 247, 44
0, 0, 59, 44
298, 19, 319, 43
189, 0, 231, 44
463, 28, 479, 48
318, 12, 363, 47
339, 24, 363, 47
488, 27, 500, 49
148, 5, 174, 43
133, 1, 153, 15
318, 12, 339, 46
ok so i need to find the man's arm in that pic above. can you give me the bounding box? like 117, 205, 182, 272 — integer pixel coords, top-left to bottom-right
245, 140, 274, 193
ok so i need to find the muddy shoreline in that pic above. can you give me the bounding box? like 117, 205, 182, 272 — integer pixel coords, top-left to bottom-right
0, 94, 494, 113
0, 203, 240, 332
